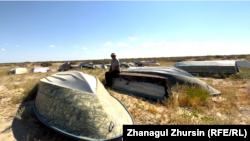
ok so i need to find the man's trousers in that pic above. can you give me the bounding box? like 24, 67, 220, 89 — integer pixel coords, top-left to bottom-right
105, 70, 120, 87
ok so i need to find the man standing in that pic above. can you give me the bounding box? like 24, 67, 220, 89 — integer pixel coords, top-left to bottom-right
105, 53, 120, 87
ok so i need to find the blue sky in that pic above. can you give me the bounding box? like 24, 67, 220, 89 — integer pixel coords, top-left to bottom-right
0, 1, 250, 63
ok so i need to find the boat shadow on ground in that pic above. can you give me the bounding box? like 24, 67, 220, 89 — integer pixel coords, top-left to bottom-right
11, 100, 122, 141
109, 88, 163, 105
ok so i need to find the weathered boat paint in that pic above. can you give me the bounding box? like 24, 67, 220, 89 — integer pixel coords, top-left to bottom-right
33, 71, 134, 141
120, 67, 221, 95
111, 73, 172, 100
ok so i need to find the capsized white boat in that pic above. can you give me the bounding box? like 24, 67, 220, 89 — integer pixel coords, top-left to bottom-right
9, 68, 28, 74
30, 67, 49, 73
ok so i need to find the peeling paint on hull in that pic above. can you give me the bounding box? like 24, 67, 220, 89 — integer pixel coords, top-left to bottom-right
120, 67, 221, 95
111, 73, 172, 100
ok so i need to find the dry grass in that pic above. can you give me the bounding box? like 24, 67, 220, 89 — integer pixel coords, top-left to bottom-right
0, 60, 250, 129
157, 61, 176, 67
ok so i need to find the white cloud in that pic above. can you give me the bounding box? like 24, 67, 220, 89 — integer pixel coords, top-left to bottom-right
103, 48, 109, 51
88, 52, 91, 53
16, 45, 19, 47
82, 47, 87, 50
116, 42, 129, 46
141, 41, 174, 46
150, 39, 154, 41
50, 45, 55, 47
129, 37, 137, 40
104, 42, 113, 46
60, 47, 62, 48
75, 45, 78, 47
1, 48, 5, 51
73, 53, 77, 54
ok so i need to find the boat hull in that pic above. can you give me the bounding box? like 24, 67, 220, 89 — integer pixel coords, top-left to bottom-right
34, 72, 135, 141
109, 73, 172, 100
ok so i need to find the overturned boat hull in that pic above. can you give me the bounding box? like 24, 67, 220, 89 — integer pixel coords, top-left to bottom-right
111, 73, 172, 100
34, 71, 134, 141
118, 67, 221, 96
173, 60, 240, 75
10, 68, 28, 74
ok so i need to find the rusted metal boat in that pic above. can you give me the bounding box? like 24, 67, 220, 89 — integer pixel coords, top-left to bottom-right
33, 71, 134, 141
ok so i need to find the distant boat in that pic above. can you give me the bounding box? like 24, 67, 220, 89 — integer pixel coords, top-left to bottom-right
172, 60, 242, 76
33, 71, 135, 141
58, 62, 71, 71
30, 67, 49, 73
79, 63, 94, 69
93, 64, 108, 69
9, 68, 28, 74
70, 65, 81, 70
140, 61, 160, 66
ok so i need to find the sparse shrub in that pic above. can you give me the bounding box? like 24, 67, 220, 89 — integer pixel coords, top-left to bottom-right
229, 74, 242, 79
201, 116, 214, 122
229, 67, 250, 79
195, 57, 205, 61
13, 84, 19, 89
215, 55, 223, 58
236, 55, 246, 59
178, 86, 210, 108
19, 63, 27, 67
71, 61, 77, 65
41, 62, 52, 67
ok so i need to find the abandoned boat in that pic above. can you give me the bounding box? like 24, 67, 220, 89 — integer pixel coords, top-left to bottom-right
173, 60, 240, 76
30, 67, 49, 73
93, 64, 108, 69
120, 63, 131, 68
227, 59, 250, 68
58, 62, 71, 71
79, 63, 94, 69
108, 67, 220, 99
141, 61, 160, 66
9, 68, 28, 74
33, 71, 135, 141
70, 65, 81, 70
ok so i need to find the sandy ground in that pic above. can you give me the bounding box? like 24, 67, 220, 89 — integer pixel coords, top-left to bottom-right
0, 76, 250, 140
0, 101, 123, 141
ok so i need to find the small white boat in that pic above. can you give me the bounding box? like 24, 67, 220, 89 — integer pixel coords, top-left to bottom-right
10, 68, 28, 74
